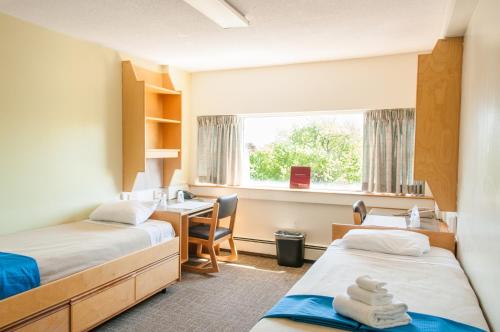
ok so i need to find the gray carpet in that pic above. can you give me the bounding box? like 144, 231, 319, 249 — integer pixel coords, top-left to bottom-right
95, 255, 311, 332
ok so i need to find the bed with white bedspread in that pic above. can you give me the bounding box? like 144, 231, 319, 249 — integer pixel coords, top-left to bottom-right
252, 240, 489, 331
0, 200, 181, 331
0, 219, 175, 284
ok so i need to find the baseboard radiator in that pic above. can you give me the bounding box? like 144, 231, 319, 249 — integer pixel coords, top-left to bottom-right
230, 236, 328, 261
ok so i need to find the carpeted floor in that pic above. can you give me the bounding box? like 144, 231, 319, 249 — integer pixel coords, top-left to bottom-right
95, 254, 311, 332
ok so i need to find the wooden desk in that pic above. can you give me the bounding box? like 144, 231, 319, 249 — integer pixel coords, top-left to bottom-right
367, 208, 449, 233
152, 199, 214, 266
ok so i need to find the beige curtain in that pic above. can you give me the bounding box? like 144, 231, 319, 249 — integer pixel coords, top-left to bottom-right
197, 115, 243, 185
362, 109, 424, 194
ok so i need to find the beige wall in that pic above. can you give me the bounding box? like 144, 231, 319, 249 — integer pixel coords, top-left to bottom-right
189, 53, 429, 258
0, 13, 122, 234
0, 13, 191, 234
456, 0, 500, 329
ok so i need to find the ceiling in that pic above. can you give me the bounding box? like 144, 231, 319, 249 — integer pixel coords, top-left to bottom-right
0, 0, 456, 72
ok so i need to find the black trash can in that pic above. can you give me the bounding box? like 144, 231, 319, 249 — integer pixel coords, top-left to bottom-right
274, 230, 306, 267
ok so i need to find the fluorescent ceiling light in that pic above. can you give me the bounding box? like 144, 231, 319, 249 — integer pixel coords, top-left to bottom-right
183, 0, 249, 29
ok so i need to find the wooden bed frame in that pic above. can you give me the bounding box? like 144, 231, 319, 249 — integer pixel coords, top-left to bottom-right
332, 223, 456, 255
0, 219, 182, 332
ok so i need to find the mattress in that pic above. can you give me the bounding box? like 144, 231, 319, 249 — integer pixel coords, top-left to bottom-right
0, 219, 175, 284
252, 240, 489, 331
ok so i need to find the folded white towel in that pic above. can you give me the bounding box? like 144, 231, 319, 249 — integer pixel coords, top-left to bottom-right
347, 284, 394, 306
333, 294, 411, 329
356, 275, 388, 293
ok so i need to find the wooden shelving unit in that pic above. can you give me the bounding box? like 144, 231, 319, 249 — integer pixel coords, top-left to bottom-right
122, 61, 182, 191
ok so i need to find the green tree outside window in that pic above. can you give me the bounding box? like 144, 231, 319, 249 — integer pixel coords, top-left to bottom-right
248, 123, 361, 185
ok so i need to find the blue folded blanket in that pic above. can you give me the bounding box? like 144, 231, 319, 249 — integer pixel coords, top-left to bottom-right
263, 295, 485, 332
0, 252, 40, 300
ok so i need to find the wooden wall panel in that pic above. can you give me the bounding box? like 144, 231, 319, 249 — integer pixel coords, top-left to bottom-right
414, 37, 463, 211
122, 61, 145, 192
146, 122, 163, 149
145, 92, 164, 118
163, 94, 182, 121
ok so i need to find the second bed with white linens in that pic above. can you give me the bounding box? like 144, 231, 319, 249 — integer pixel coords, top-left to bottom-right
252, 239, 489, 331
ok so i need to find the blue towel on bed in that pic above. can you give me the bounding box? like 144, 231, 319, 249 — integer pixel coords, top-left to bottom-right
263, 295, 486, 332
0, 252, 40, 300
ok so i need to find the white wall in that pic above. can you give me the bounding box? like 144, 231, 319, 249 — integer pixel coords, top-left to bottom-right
190, 53, 419, 182
189, 53, 432, 258
456, 0, 500, 329
191, 52, 417, 116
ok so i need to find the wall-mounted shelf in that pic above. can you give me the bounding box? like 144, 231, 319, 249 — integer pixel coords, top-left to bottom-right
146, 116, 181, 124
145, 83, 180, 95
122, 61, 182, 192
146, 149, 180, 159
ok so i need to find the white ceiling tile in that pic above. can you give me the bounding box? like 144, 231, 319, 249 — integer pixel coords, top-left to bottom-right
0, 0, 453, 71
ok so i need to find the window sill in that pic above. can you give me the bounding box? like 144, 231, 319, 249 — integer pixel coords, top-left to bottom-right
188, 184, 434, 209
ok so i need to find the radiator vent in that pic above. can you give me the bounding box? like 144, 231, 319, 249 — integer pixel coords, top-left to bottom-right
233, 236, 327, 251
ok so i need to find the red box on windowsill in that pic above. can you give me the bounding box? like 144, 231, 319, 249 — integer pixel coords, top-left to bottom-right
290, 166, 311, 189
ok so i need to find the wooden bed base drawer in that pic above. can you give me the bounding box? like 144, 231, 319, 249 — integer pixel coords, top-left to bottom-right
14, 307, 69, 332
71, 278, 135, 332
135, 256, 179, 300
162, 236, 180, 258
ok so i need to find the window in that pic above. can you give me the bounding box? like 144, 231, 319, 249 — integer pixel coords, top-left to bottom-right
242, 112, 363, 191
197, 108, 422, 195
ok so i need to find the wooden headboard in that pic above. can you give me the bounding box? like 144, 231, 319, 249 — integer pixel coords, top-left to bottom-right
332, 223, 456, 255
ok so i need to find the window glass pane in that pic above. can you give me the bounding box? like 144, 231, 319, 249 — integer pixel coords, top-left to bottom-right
242, 112, 363, 191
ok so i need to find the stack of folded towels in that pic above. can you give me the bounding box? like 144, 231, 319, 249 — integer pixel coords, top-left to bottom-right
333, 275, 411, 329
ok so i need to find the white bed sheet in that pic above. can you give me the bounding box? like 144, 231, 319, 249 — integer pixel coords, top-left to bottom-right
0, 219, 175, 284
252, 240, 489, 331
84, 219, 176, 245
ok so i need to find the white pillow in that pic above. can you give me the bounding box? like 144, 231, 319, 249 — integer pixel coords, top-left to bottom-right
89, 200, 157, 225
342, 229, 431, 256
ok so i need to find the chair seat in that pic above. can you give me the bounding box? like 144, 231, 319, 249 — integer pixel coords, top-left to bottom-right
189, 225, 232, 240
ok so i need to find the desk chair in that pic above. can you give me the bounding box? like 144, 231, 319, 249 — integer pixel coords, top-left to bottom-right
352, 200, 367, 225
184, 194, 238, 273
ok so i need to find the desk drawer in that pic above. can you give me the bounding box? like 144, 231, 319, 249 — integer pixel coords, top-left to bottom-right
14, 307, 69, 332
71, 278, 135, 332
135, 256, 179, 300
